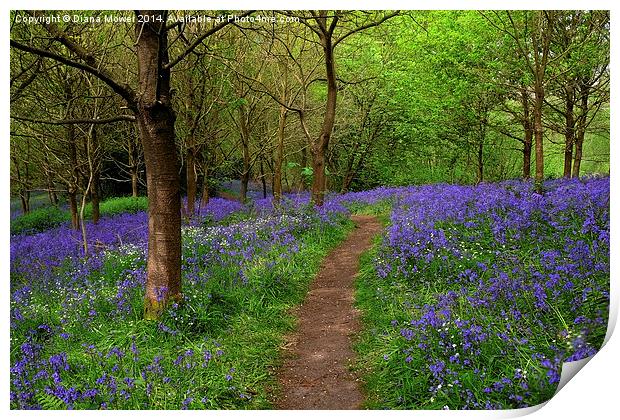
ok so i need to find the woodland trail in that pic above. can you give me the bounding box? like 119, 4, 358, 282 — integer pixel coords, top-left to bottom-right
276, 215, 382, 410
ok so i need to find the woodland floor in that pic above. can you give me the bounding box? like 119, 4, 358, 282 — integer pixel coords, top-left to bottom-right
275, 215, 382, 410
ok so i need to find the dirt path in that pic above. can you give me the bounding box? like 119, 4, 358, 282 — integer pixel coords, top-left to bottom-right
275, 215, 382, 410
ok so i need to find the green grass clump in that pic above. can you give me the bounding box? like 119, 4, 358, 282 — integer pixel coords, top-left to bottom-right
86, 196, 148, 218
10, 206, 68, 235
11, 196, 149, 235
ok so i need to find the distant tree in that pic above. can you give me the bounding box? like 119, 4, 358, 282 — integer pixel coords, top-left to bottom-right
282, 11, 399, 205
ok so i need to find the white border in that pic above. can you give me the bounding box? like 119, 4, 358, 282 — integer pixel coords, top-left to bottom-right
3, 1, 617, 419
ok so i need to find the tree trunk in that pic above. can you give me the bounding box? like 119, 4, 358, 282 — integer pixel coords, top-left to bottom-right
240, 172, 249, 203
523, 136, 532, 180
20, 194, 30, 214
298, 145, 307, 191
201, 156, 210, 206
311, 33, 337, 206
572, 83, 589, 178
91, 126, 101, 223
12, 154, 30, 214
67, 124, 80, 230
476, 139, 484, 184
128, 136, 140, 197
135, 11, 182, 320
68, 190, 79, 230
533, 80, 545, 193
521, 87, 533, 179
238, 104, 251, 203
531, 11, 552, 194
186, 141, 197, 216
273, 105, 286, 204
44, 158, 58, 206
64, 81, 81, 229
340, 141, 360, 193
563, 84, 575, 178
259, 163, 267, 198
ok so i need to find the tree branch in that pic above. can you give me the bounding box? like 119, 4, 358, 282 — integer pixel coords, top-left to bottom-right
10, 39, 136, 106
11, 114, 136, 125
165, 10, 256, 70
333, 11, 400, 49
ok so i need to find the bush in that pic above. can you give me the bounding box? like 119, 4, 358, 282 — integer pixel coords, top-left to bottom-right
86, 196, 148, 218
10, 206, 68, 235
11, 196, 149, 236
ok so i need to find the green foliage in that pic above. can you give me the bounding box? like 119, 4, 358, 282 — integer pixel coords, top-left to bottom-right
10, 206, 67, 235
85, 196, 148, 218
36, 392, 67, 410
11, 196, 149, 235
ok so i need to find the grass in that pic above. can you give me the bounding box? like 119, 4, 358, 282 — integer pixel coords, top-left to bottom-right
10, 213, 354, 409
10, 196, 148, 235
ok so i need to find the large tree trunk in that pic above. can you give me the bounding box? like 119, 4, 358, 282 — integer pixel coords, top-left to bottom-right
135, 11, 182, 320
311, 33, 337, 206
563, 84, 575, 178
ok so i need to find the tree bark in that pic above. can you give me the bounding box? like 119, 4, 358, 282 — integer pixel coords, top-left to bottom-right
43, 154, 58, 205
238, 103, 251, 203
273, 105, 287, 204
68, 191, 79, 230
311, 30, 337, 206
521, 87, 533, 179
340, 141, 361, 193
201, 153, 210, 206
572, 83, 590, 178
563, 83, 575, 178
532, 11, 553, 194
259, 155, 267, 199
67, 123, 80, 230
11, 153, 30, 214
91, 126, 101, 223
186, 138, 197, 216
533, 80, 545, 193
128, 136, 140, 197
476, 138, 484, 184
135, 11, 182, 320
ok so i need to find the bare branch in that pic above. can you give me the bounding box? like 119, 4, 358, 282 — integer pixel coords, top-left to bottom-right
10, 39, 136, 105
11, 114, 136, 125
165, 10, 256, 70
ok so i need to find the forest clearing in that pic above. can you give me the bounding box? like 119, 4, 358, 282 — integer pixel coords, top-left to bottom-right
9, 10, 610, 411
